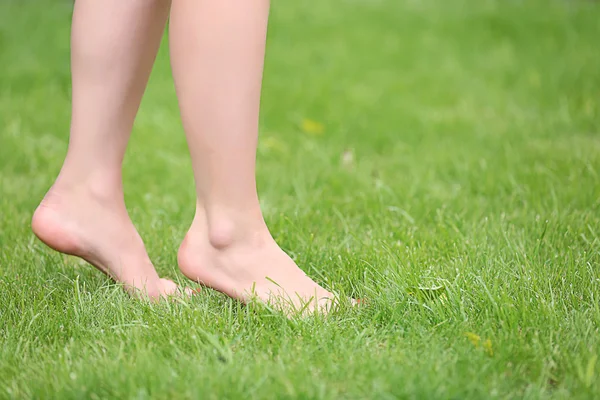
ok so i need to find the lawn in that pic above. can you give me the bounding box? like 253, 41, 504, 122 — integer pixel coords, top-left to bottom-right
1, 0, 599, 398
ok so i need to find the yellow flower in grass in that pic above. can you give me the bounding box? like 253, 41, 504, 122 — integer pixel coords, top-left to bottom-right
301, 118, 324, 136
482, 339, 493, 356
464, 332, 493, 357
464, 332, 481, 348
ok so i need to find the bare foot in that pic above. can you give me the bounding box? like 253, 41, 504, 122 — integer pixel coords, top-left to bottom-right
32, 186, 190, 300
178, 212, 337, 314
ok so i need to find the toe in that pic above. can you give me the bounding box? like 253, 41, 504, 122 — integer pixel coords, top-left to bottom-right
158, 278, 198, 298
159, 278, 178, 293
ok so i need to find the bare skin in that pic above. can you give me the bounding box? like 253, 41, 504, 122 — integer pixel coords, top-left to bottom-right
32, 0, 189, 300
178, 206, 334, 311
34, 0, 339, 310
170, 0, 335, 311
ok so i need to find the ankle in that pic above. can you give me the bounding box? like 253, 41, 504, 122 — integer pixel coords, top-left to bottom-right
208, 218, 271, 250
186, 207, 270, 250
53, 158, 122, 195
50, 170, 123, 204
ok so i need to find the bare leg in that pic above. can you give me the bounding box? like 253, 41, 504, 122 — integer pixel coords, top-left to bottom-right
170, 0, 333, 311
32, 0, 189, 299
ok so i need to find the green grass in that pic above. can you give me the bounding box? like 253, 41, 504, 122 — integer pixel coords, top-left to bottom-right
1, 0, 599, 398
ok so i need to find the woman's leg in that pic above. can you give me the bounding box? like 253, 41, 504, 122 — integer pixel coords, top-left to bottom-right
32, 0, 187, 299
170, 0, 333, 311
